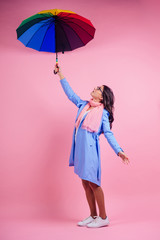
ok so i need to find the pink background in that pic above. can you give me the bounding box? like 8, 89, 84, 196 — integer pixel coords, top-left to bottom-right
0, 0, 160, 239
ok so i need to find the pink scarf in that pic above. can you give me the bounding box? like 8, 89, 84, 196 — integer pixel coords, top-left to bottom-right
75, 98, 104, 132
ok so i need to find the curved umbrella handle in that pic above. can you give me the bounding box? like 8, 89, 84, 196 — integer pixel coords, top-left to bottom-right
54, 64, 59, 74
54, 52, 59, 74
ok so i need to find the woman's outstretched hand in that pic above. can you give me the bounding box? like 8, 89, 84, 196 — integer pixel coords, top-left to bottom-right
53, 65, 64, 80
54, 64, 61, 74
118, 151, 130, 165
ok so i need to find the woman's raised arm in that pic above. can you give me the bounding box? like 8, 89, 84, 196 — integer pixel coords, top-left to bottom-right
54, 65, 86, 108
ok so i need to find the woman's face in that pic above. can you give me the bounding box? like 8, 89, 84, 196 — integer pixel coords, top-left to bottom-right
90, 85, 104, 102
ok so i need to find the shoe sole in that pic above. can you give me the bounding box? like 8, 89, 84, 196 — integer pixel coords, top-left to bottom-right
87, 223, 110, 228
77, 217, 97, 227
77, 221, 94, 227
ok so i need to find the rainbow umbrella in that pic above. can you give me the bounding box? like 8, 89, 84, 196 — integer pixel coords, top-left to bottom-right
16, 9, 96, 74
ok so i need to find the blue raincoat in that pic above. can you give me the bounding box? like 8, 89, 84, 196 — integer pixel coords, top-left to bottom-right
60, 78, 124, 186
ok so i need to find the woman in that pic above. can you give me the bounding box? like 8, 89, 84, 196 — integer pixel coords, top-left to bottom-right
54, 65, 129, 228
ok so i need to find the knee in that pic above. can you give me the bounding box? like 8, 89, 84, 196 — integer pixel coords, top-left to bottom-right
82, 179, 90, 190
89, 182, 99, 190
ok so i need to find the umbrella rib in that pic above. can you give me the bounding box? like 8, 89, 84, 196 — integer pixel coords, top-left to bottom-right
26, 20, 52, 47
59, 19, 92, 45
61, 21, 85, 46
60, 15, 95, 31
58, 21, 73, 51
59, 19, 85, 46
17, 15, 51, 35
58, 12, 95, 36
58, 13, 75, 19
39, 23, 54, 51
59, 12, 94, 28
59, 18, 95, 39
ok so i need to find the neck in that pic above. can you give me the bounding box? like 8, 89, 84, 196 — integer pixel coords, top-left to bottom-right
92, 98, 100, 103
89, 98, 103, 107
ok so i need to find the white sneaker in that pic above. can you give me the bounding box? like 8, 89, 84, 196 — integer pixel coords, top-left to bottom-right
77, 216, 97, 227
86, 216, 110, 228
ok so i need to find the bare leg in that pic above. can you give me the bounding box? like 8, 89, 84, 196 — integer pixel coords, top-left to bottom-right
89, 182, 107, 219
81, 179, 97, 218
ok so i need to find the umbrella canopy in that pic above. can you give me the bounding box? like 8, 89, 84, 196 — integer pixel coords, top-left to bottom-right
16, 9, 96, 54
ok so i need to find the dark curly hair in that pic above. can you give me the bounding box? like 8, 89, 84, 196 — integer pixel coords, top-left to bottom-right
100, 85, 115, 129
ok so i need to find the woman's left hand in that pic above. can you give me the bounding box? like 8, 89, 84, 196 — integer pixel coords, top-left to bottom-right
118, 151, 130, 164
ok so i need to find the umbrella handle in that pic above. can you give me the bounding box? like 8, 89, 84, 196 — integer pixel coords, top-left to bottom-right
54, 69, 59, 74
54, 53, 59, 74
54, 63, 59, 74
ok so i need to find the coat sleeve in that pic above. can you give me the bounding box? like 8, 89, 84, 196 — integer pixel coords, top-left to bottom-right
60, 78, 86, 108
102, 110, 124, 156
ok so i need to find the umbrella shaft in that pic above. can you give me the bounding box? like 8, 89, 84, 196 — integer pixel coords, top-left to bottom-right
56, 52, 58, 65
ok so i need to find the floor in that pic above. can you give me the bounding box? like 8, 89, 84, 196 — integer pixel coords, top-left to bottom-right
1, 194, 160, 240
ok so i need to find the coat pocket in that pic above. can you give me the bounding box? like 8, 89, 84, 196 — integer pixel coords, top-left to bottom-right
89, 133, 97, 147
